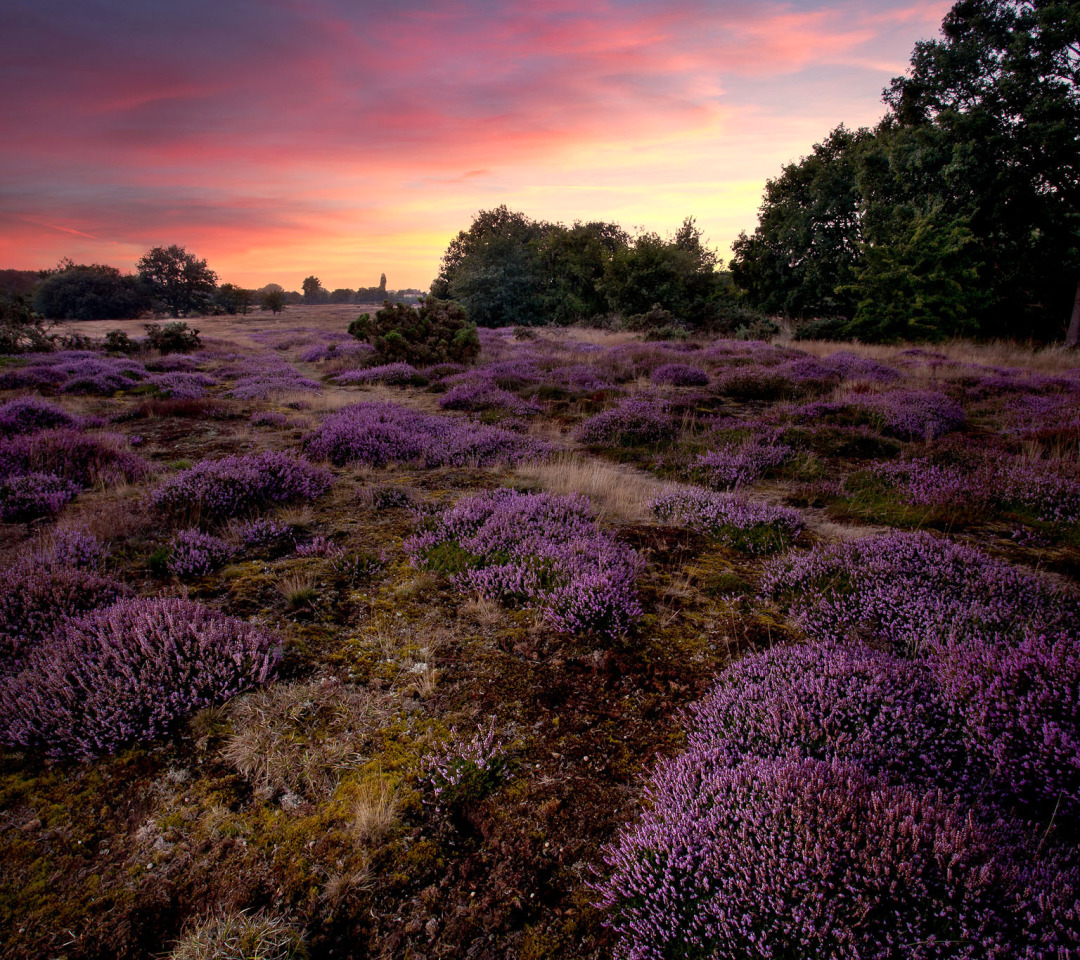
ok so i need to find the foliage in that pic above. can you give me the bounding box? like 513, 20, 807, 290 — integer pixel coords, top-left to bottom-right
32, 261, 147, 321
302, 276, 329, 304
422, 720, 507, 812
260, 288, 287, 313
143, 321, 202, 354
304, 401, 545, 468
651, 487, 803, 554
406, 488, 643, 637
103, 329, 141, 354
349, 298, 480, 366
166, 528, 235, 577
214, 283, 254, 315
151, 451, 333, 523
0, 596, 280, 758
694, 436, 792, 489
0, 396, 77, 435
0, 294, 55, 354
573, 397, 673, 447
136, 245, 218, 317
0, 471, 78, 522
0, 427, 148, 488
648, 363, 709, 387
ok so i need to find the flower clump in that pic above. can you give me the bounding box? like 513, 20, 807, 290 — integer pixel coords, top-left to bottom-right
151, 371, 217, 399
438, 378, 541, 418
694, 436, 791, 489
649, 363, 709, 387
304, 402, 545, 468
150, 450, 333, 522
859, 390, 966, 440
651, 487, 803, 554
0, 597, 280, 759
333, 362, 424, 386
421, 719, 506, 812
0, 471, 78, 522
0, 396, 78, 435
573, 397, 672, 447
406, 488, 643, 637
167, 528, 235, 577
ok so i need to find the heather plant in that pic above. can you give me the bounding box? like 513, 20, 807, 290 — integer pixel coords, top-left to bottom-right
151, 371, 217, 400
227, 516, 291, 547
150, 451, 333, 523
421, 719, 506, 813
27, 527, 109, 569
0, 471, 78, 521
687, 642, 967, 788
651, 487, 803, 554
937, 633, 1080, 822
0, 557, 125, 676
294, 535, 344, 559
407, 488, 643, 637
167, 528, 234, 577
573, 397, 672, 447
439, 379, 542, 418
333, 362, 425, 386
0, 597, 280, 759
0, 396, 77, 435
694, 436, 792, 489
299, 340, 373, 363
304, 402, 545, 468
763, 531, 1079, 656
250, 411, 290, 427
0, 428, 148, 489
649, 363, 709, 387
595, 753, 1077, 960
858, 390, 966, 441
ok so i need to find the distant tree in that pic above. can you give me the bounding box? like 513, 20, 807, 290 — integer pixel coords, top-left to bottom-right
260, 289, 287, 313
0, 269, 45, 298
330, 288, 356, 304
136, 245, 217, 318
214, 283, 254, 315
33, 261, 147, 321
302, 276, 330, 304
379, 273, 387, 296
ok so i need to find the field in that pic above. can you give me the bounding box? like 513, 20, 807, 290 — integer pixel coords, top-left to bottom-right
1, 304, 1079, 959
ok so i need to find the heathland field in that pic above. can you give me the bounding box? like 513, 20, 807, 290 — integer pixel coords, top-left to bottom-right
2, 305, 1079, 959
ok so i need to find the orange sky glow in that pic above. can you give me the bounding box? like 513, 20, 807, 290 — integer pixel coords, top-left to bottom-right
1, 0, 953, 292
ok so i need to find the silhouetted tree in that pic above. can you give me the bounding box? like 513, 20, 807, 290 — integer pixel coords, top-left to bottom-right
136, 246, 217, 318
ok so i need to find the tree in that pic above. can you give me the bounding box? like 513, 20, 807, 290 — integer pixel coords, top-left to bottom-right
330, 288, 356, 304
302, 276, 330, 304
214, 283, 253, 315
0, 294, 54, 353
259, 289, 287, 313
33, 261, 147, 321
136, 245, 217, 318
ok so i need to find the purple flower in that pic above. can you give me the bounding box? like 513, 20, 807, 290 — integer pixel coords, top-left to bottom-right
167, 528, 234, 577
652, 487, 802, 554
650, 364, 709, 387
574, 397, 672, 447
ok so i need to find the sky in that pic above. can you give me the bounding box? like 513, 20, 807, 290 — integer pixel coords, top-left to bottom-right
1, 0, 953, 292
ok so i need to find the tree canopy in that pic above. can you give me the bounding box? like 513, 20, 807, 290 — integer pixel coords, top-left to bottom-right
730, 0, 1080, 342
136, 245, 218, 318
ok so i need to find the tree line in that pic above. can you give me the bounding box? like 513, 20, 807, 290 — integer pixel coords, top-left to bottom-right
730, 0, 1080, 344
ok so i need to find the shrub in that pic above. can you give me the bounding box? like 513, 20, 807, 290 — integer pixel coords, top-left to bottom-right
304, 402, 545, 468
421, 719, 506, 813
150, 451, 333, 523
649, 363, 709, 387
0, 428, 148, 488
349, 298, 480, 366
694, 437, 791, 489
144, 321, 201, 354
151, 371, 216, 400
168, 911, 307, 960
0, 396, 77, 435
438, 378, 541, 418
595, 753, 1074, 960
573, 397, 672, 447
0, 597, 280, 759
763, 530, 1079, 656
406, 488, 643, 637
228, 516, 291, 547
103, 329, 141, 355
0, 558, 124, 677
651, 487, 802, 554
687, 642, 966, 788
0, 471, 78, 522
333, 361, 425, 386
858, 390, 966, 441
167, 528, 234, 577
26, 527, 108, 569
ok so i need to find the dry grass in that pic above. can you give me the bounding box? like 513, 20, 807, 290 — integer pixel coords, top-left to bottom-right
221, 679, 391, 799
514, 453, 678, 523
277, 572, 317, 609
351, 776, 400, 843
167, 910, 306, 960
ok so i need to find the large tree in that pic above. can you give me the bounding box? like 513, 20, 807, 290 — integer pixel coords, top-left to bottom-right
33, 260, 147, 321
136, 245, 217, 318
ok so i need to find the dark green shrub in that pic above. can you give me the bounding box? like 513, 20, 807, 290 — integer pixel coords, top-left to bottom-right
349, 299, 479, 366
103, 329, 141, 355
144, 321, 201, 354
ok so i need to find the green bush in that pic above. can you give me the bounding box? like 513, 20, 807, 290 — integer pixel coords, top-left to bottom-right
144, 321, 201, 354
349, 298, 479, 366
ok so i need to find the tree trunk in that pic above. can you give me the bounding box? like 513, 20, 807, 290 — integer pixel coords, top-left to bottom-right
1068, 278, 1080, 348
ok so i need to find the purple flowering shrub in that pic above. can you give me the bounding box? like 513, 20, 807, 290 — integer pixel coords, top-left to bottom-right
0, 396, 77, 435
222, 352, 321, 399
150, 450, 333, 522
0, 427, 148, 489
0, 556, 125, 676
649, 363, 709, 387
333, 362, 424, 386
0, 471, 78, 521
595, 752, 1076, 960
938, 633, 1080, 821
299, 340, 373, 363
294, 535, 343, 558
0, 597, 280, 759
439, 379, 541, 418
686, 642, 966, 788
651, 487, 802, 554
763, 531, 1078, 655
573, 397, 672, 447
167, 528, 235, 577
228, 516, 291, 547
151, 371, 217, 399
406, 488, 643, 637
694, 437, 791, 489
27, 527, 109, 569
421, 719, 506, 812
304, 402, 545, 468
858, 390, 966, 441
999, 462, 1080, 526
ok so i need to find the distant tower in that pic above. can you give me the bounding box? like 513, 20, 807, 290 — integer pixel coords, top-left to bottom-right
379, 273, 387, 294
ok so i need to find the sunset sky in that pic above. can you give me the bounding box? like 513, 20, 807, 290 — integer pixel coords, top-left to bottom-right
2, 0, 952, 292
